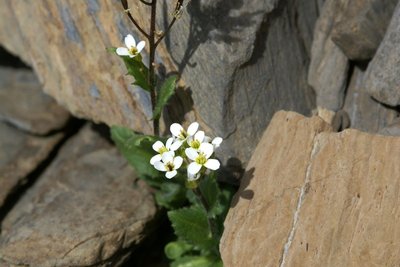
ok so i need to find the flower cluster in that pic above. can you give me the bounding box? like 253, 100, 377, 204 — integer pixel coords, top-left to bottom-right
151, 122, 222, 180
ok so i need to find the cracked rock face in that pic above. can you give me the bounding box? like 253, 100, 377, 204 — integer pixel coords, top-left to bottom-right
0, 0, 318, 165
362, 1, 400, 107
308, 0, 350, 111
0, 126, 157, 267
0, 121, 63, 208
0, 67, 70, 135
221, 111, 400, 266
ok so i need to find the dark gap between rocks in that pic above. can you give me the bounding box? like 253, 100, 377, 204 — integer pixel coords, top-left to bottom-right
0, 118, 85, 228
0, 46, 30, 69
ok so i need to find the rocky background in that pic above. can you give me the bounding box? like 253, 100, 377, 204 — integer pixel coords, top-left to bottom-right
0, 0, 399, 266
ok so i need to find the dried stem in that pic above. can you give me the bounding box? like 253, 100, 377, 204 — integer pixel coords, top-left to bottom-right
149, 0, 159, 135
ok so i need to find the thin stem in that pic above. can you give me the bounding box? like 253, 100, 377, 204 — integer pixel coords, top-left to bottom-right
155, 17, 177, 48
193, 187, 219, 242
149, 0, 159, 136
140, 0, 152, 5
125, 10, 150, 40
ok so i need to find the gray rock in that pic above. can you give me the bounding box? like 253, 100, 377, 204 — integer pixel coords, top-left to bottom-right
308, 0, 350, 111
331, 0, 398, 61
0, 0, 320, 166
0, 126, 157, 267
0, 122, 63, 208
164, 0, 319, 162
379, 119, 400, 136
343, 67, 399, 133
363, 2, 400, 107
0, 67, 70, 135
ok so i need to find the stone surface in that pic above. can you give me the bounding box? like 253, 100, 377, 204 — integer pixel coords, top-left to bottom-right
343, 67, 399, 133
362, 2, 400, 107
308, 0, 350, 111
0, 67, 70, 135
0, 122, 62, 208
0, 0, 319, 165
331, 0, 398, 61
379, 119, 400, 136
0, 125, 157, 267
221, 111, 400, 266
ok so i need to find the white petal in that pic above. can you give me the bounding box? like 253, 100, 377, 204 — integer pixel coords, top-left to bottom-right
187, 122, 199, 136
173, 156, 183, 169
194, 131, 205, 142
162, 151, 174, 163
150, 154, 162, 165
154, 161, 166, 171
204, 159, 220, 170
136, 41, 145, 53
199, 142, 214, 159
170, 140, 183, 151
116, 47, 129, 56
204, 136, 212, 143
166, 137, 174, 149
188, 162, 202, 175
124, 34, 136, 48
152, 141, 164, 152
185, 148, 198, 161
166, 170, 177, 179
187, 171, 200, 181
212, 137, 223, 148
170, 123, 183, 137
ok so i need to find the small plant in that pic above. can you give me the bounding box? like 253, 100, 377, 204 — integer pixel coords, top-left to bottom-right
109, 1, 234, 266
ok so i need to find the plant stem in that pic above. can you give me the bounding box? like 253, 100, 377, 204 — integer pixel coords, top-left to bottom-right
193, 187, 220, 244
149, 0, 159, 136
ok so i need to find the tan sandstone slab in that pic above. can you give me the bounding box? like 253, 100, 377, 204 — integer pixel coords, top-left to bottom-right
0, 126, 157, 267
220, 111, 400, 267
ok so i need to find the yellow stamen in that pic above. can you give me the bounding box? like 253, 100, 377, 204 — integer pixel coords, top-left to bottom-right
195, 153, 207, 165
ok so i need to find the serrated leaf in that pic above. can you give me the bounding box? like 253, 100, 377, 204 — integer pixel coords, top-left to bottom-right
168, 206, 213, 250
152, 75, 177, 120
171, 256, 220, 267
155, 182, 187, 209
110, 47, 150, 91
110, 126, 163, 186
164, 241, 193, 260
121, 55, 151, 91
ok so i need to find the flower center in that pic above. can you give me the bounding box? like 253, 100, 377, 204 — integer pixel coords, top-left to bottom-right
178, 129, 188, 140
158, 146, 168, 154
129, 46, 138, 55
190, 140, 201, 149
195, 153, 207, 165
165, 162, 175, 171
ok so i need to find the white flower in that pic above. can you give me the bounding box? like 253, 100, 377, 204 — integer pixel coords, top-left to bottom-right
187, 169, 201, 181
185, 143, 220, 175
116, 34, 145, 58
150, 137, 175, 165
204, 136, 223, 149
212, 137, 223, 149
187, 131, 205, 150
153, 151, 183, 179
169, 122, 199, 150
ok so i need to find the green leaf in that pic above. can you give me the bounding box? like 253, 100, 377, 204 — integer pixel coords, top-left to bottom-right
168, 206, 213, 250
110, 126, 163, 186
122, 55, 151, 91
109, 47, 151, 91
199, 173, 220, 217
171, 256, 222, 267
164, 241, 193, 260
152, 75, 177, 120
155, 182, 187, 209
